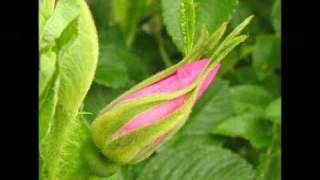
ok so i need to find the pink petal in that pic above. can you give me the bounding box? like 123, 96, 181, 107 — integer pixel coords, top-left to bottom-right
113, 61, 221, 139
113, 95, 187, 138
196, 63, 221, 100
123, 59, 210, 101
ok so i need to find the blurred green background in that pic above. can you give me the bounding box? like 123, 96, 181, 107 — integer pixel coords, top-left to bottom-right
83, 0, 281, 179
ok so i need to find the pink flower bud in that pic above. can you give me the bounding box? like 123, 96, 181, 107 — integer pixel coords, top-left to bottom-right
91, 59, 221, 164
113, 59, 221, 139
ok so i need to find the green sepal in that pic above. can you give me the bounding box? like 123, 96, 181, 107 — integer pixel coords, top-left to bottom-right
183, 25, 209, 62
204, 22, 228, 56
211, 35, 248, 61
209, 15, 253, 61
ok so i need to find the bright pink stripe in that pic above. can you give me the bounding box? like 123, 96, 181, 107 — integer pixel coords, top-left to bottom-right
113, 95, 187, 138
196, 63, 221, 100
122, 59, 210, 101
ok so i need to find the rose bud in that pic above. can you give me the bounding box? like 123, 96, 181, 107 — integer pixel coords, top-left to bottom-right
91, 59, 221, 164
90, 15, 253, 166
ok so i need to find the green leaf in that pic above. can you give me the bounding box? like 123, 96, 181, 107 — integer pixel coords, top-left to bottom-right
161, 0, 238, 54
111, 0, 149, 46
94, 27, 149, 89
180, 0, 196, 55
157, 134, 225, 152
39, 0, 56, 19
39, 0, 99, 179
39, 51, 57, 98
239, 0, 273, 24
86, 0, 113, 29
121, 161, 148, 180
272, 0, 281, 33
94, 44, 149, 88
214, 50, 239, 76
55, 16, 79, 51
39, 61, 60, 140
256, 124, 281, 180
265, 97, 281, 124
194, 0, 238, 40
230, 66, 259, 84
258, 74, 281, 97
257, 146, 281, 180
39, 0, 56, 36
252, 35, 281, 80
256, 149, 281, 180
137, 144, 255, 180
40, 0, 81, 49
88, 170, 123, 180
181, 79, 233, 135
39, 13, 45, 35
131, 32, 162, 73
230, 85, 273, 113
40, 115, 91, 180
161, 0, 184, 52
94, 45, 130, 88
212, 85, 274, 149
213, 111, 273, 149
230, 0, 268, 35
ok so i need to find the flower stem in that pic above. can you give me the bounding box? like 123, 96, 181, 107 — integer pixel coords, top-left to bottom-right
156, 34, 172, 67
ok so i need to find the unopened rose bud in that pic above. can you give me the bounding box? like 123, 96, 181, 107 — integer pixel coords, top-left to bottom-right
91, 59, 221, 164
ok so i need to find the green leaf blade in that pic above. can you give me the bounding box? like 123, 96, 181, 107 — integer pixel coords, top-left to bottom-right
272, 0, 281, 33
265, 97, 281, 124
94, 28, 149, 89
40, 0, 81, 49
40, 0, 99, 179
162, 0, 239, 54
161, 0, 184, 53
180, 0, 196, 55
230, 85, 273, 113
212, 85, 274, 149
181, 79, 233, 135
212, 111, 273, 149
137, 144, 255, 180
55, 16, 79, 51
252, 35, 281, 80
194, 0, 238, 40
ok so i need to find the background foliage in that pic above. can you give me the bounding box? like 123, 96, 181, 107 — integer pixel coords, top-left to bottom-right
40, 0, 281, 179
84, 0, 281, 179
